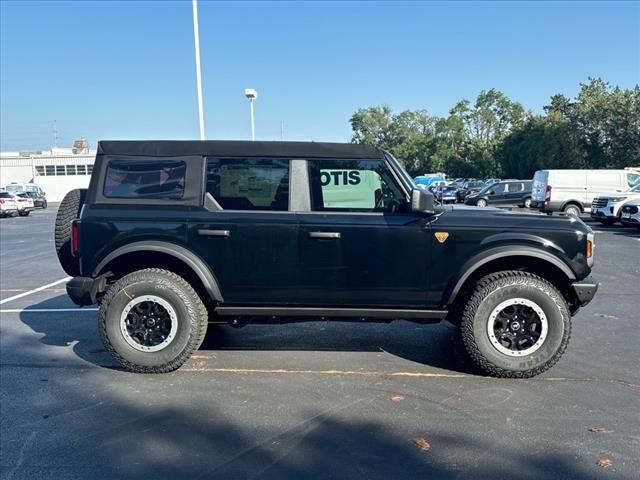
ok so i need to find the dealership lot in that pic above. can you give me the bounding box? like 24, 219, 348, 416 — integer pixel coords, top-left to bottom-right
1, 207, 638, 479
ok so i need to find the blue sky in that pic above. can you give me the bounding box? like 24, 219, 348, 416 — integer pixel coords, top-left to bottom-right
1, 0, 639, 151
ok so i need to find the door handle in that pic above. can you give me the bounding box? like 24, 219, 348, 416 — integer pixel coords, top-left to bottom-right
309, 231, 340, 239
198, 229, 230, 237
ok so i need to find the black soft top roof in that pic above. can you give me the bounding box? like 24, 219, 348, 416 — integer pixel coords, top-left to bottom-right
97, 140, 383, 159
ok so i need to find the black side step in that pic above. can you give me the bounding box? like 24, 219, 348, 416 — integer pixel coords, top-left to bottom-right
215, 306, 448, 320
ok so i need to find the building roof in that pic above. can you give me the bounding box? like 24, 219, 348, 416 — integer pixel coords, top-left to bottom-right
97, 140, 383, 159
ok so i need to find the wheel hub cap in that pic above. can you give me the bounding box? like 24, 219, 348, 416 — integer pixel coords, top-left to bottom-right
487, 298, 548, 357
120, 295, 178, 352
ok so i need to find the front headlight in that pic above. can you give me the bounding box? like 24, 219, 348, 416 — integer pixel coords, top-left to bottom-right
610, 197, 627, 203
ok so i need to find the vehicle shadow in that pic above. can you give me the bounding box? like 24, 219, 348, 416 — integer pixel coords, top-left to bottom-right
18, 295, 474, 374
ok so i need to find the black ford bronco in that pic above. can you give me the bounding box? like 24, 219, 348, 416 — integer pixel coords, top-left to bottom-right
55, 140, 598, 377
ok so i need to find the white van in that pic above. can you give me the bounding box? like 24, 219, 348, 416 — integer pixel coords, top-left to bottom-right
530, 169, 640, 216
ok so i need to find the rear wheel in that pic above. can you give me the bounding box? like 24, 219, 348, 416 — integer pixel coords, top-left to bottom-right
54, 189, 87, 276
460, 271, 571, 378
522, 197, 532, 209
562, 203, 581, 217
99, 268, 208, 373
18, 210, 30, 217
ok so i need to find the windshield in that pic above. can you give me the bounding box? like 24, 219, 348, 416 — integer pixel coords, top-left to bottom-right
629, 184, 640, 193
478, 183, 496, 194
5, 185, 22, 193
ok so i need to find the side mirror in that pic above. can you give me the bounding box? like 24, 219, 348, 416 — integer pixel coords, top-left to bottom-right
411, 188, 435, 214
489, 190, 495, 195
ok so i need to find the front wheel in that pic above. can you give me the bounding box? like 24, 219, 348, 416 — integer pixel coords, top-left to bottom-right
460, 271, 571, 378
476, 198, 488, 208
19, 210, 30, 216
99, 268, 208, 373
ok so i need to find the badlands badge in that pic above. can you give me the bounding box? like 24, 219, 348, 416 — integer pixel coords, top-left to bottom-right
434, 232, 449, 244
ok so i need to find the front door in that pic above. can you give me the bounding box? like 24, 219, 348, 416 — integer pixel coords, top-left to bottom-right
297, 158, 432, 308
187, 157, 298, 305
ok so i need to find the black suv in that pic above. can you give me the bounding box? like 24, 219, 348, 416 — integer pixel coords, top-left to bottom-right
55, 141, 598, 377
465, 180, 533, 208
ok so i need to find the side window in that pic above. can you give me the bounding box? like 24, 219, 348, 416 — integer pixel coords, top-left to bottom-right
627, 173, 640, 188
205, 157, 289, 211
307, 159, 406, 212
104, 159, 186, 199
491, 183, 506, 194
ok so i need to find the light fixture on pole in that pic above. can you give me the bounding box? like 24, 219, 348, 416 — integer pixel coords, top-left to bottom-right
192, 0, 205, 140
244, 88, 257, 141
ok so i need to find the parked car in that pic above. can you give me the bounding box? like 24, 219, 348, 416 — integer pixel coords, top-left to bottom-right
57, 140, 597, 378
15, 192, 37, 215
414, 174, 446, 187
7, 192, 34, 216
19, 190, 48, 208
459, 180, 485, 201
531, 169, 640, 216
3, 182, 47, 208
590, 184, 640, 225
436, 185, 461, 204
0, 192, 18, 217
465, 180, 533, 208
620, 200, 640, 228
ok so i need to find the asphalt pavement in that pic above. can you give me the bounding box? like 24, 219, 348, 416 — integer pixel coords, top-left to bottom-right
1, 205, 639, 479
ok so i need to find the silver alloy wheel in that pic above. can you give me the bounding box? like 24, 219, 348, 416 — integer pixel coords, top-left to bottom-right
486, 298, 548, 357
120, 295, 178, 352
477, 199, 487, 207
524, 198, 532, 208
564, 205, 580, 217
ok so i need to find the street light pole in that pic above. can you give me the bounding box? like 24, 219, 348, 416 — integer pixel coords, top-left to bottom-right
192, 0, 205, 140
249, 98, 256, 141
244, 89, 257, 141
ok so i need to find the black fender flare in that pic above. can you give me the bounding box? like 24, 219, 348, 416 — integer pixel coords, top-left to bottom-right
93, 241, 223, 302
444, 245, 576, 306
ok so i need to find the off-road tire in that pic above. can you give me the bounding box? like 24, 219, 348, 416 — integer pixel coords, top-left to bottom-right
99, 268, 208, 373
54, 188, 87, 276
460, 270, 571, 378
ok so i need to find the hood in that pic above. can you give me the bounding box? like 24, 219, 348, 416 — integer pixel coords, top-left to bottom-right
595, 190, 640, 200
438, 204, 592, 234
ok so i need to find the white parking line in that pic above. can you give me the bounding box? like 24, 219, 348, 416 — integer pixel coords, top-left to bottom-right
0, 308, 98, 313
0, 277, 71, 305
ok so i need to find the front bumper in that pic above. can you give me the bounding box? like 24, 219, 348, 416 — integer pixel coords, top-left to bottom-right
66, 276, 105, 306
571, 276, 599, 307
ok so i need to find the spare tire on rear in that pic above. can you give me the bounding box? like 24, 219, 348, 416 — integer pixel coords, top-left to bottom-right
55, 188, 87, 276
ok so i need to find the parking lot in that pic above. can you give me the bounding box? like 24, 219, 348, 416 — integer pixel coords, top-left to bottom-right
1, 206, 638, 479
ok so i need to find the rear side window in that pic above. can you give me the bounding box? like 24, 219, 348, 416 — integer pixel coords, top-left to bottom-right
104, 160, 186, 199
205, 158, 290, 211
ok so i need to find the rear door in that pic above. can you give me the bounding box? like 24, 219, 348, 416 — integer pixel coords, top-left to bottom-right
296, 158, 432, 307
187, 157, 299, 305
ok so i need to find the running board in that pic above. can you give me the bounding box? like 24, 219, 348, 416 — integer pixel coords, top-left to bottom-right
215, 306, 448, 320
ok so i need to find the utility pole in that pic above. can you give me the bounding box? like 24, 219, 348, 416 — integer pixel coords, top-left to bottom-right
280, 121, 284, 141
53, 120, 58, 149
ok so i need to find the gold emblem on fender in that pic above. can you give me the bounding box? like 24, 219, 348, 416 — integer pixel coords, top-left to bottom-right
434, 232, 449, 244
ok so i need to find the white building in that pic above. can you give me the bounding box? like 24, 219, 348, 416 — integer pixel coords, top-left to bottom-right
1, 148, 96, 202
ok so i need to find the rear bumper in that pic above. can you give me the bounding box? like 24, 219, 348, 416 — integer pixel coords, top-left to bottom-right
571, 276, 599, 307
66, 276, 104, 306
